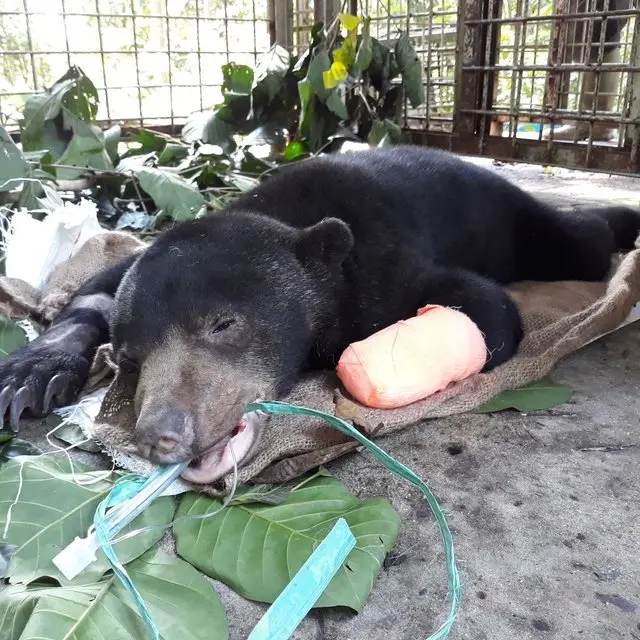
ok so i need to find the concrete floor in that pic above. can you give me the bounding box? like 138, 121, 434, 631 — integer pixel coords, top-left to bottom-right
8, 159, 640, 640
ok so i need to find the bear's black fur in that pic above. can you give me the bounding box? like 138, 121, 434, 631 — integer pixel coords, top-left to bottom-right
0, 146, 638, 470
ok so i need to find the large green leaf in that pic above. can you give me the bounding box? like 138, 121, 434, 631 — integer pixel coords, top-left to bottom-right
0, 125, 29, 188
182, 110, 236, 152
353, 17, 373, 72
21, 82, 75, 151
306, 49, 332, 100
252, 44, 291, 103
222, 62, 254, 96
0, 317, 28, 357
21, 66, 98, 152
59, 66, 99, 122
136, 167, 206, 221
297, 78, 316, 140
55, 113, 114, 180
325, 91, 349, 120
0, 547, 229, 640
395, 33, 425, 107
37, 120, 70, 160
476, 377, 573, 413
367, 119, 402, 146
174, 473, 400, 612
157, 142, 189, 166
0, 456, 176, 584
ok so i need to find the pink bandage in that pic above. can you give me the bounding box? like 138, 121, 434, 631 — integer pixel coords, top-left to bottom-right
337, 305, 487, 409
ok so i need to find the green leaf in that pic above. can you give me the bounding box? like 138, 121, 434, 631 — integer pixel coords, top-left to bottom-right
395, 32, 425, 107
306, 49, 332, 100
174, 473, 401, 612
116, 151, 156, 173
325, 91, 349, 120
182, 111, 236, 152
21, 82, 74, 151
136, 166, 206, 221
0, 547, 229, 640
51, 422, 102, 453
252, 44, 291, 103
222, 62, 254, 95
476, 377, 573, 413
38, 120, 70, 160
0, 440, 42, 467
297, 78, 316, 139
55, 109, 114, 180
0, 317, 28, 358
59, 66, 99, 122
20, 66, 98, 152
283, 140, 307, 161
0, 456, 176, 584
157, 142, 189, 166
126, 129, 167, 155
104, 124, 121, 164
367, 38, 398, 94
0, 125, 29, 189
367, 119, 402, 146
292, 22, 326, 75
353, 17, 372, 72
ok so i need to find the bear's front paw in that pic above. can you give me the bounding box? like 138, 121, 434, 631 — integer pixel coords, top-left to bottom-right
0, 346, 90, 431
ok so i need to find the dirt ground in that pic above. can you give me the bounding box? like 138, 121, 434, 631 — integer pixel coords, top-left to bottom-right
12, 158, 640, 640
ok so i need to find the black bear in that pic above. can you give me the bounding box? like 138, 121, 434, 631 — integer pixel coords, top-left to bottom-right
1, 146, 638, 483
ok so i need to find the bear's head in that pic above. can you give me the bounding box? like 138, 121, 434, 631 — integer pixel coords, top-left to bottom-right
111, 211, 353, 483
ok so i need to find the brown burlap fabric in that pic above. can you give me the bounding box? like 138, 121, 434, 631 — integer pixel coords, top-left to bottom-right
2, 232, 639, 491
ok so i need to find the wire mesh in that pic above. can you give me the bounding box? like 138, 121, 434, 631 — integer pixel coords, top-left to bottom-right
471, 0, 639, 152
2, 0, 640, 171
0, 0, 273, 129
347, 1, 458, 132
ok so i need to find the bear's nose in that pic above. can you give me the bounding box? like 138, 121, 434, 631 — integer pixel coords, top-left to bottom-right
135, 408, 195, 464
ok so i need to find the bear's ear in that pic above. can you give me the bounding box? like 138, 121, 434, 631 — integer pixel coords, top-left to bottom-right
295, 218, 354, 267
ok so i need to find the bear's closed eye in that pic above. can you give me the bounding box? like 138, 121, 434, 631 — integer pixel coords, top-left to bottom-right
211, 319, 235, 334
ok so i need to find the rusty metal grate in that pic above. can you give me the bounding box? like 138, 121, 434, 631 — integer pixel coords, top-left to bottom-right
410, 0, 640, 174
0, 0, 272, 129
464, 1, 639, 161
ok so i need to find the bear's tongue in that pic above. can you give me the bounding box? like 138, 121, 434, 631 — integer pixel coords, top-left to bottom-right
181, 418, 258, 484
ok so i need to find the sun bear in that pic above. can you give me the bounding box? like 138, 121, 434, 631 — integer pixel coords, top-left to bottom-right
1, 146, 638, 483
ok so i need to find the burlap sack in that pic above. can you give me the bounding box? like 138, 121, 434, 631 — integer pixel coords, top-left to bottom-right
1, 231, 639, 491
0, 231, 145, 325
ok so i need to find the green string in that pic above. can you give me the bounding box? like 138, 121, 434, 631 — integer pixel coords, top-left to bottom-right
247, 401, 461, 640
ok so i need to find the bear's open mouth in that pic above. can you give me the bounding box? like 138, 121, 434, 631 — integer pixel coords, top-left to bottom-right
180, 411, 261, 484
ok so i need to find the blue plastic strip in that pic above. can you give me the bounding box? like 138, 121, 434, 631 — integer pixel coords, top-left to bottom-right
93, 465, 186, 640
247, 518, 356, 640
90, 401, 460, 640
94, 474, 160, 640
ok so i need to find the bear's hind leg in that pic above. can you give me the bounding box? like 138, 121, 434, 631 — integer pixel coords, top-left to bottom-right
418, 267, 523, 372
516, 204, 640, 283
